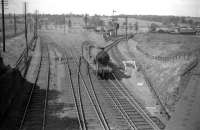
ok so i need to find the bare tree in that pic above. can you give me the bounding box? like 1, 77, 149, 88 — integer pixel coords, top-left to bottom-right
134, 21, 138, 33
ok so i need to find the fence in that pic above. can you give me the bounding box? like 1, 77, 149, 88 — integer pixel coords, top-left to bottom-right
134, 44, 200, 119
136, 45, 199, 63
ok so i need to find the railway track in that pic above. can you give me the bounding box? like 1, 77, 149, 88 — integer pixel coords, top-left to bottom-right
76, 36, 166, 129
86, 67, 161, 130
112, 39, 166, 129
74, 46, 162, 129
64, 48, 111, 130
73, 46, 134, 129
48, 43, 132, 129
109, 36, 170, 124
19, 40, 50, 130
63, 50, 87, 130
15, 37, 36, 69
14, 48, 27, 69
120, 39, 171, 120
83, 60, 136, 130
14, 37, 37, 77
110, 72, 165, 129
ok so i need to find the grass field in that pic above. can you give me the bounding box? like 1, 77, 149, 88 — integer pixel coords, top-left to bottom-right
0, 23, 25, 42
122, 31, 200, 115
134, 33, 200, 57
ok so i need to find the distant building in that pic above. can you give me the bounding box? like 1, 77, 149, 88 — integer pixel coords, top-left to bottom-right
178, 27, 196, 35
195, 26, 200, 35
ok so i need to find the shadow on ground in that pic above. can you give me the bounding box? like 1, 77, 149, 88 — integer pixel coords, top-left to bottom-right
0, 58, 80, 130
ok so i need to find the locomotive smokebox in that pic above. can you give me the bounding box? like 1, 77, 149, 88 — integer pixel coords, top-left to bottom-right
96, 50, 110, 65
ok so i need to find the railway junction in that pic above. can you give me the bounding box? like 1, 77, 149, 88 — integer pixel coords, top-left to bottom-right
1, 16, 200, 130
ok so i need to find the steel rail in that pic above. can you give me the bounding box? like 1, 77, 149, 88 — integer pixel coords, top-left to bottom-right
74, 46, 138, 129
15, 36, 36, 69
42, 41, 87, 130
69, 49, 110, 130
86, 61, 111, 130
111, 73, 161, 130
73, 46, 141, 130
42, 45, 50, 130
77, 39, 158, 129
104, 78, 138, 130
19, 39, 43, 129
110, 35, 165, 129
63, 52, 86, 130
19, 40, 50, 130
87, 66, 136, 130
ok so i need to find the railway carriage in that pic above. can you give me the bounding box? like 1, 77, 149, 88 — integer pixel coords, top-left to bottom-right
81, 41, 112, 79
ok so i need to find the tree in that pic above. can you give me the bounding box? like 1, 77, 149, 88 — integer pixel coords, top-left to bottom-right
188, 19, 194, 25
84, 14, 88, 27
194, 21, 200, 26
89, 15, 104, 27
68, 19, 72, 28
150, 23, 159, 32
180, 17, 186, 23
129, 23, 133, 30
134, 22, 138, 32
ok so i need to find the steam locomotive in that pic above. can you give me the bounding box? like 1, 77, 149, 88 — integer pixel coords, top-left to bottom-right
81, 34, 134, 79
81, 41, 112, 79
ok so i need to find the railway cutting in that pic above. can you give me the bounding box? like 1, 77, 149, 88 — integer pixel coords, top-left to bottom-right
1, 12, 200, 130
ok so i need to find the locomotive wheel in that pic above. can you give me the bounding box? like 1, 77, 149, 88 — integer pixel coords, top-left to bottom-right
102, 70, 105, 79
102, 70, 109, 80
104, 72, 108, 80
97, 71, 102, 79
105, 72, 110, 80
99, 73, 103, 79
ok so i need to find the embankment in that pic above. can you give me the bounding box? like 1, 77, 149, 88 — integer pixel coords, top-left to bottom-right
0, 57, 32, 130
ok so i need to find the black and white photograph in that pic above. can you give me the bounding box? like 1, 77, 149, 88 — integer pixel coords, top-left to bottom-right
0, 0, 200, 129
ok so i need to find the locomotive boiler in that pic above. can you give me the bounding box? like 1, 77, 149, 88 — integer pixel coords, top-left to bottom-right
81, 41, 112, 79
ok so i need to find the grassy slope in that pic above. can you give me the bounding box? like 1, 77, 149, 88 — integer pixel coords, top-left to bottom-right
1, 32, 34, 67
127, 33, 198, 113
135, 33, 200, 57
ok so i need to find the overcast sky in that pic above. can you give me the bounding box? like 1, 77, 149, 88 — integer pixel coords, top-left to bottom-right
5, 0, 200, 17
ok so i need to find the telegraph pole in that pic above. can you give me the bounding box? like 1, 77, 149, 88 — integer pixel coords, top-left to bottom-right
84, 14, 88, 29
112, 10, 117, 37
125, 16, 128, 40
34, 10, 38, 38
34, 10, 38, 39
1, 0, 7, 52
24, 2, 28, 63
36, 10, 38, 37
14, 13, 17, 35
112, 10, 116, 19
68, 15, 72, 33
64, 15, 65, 34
